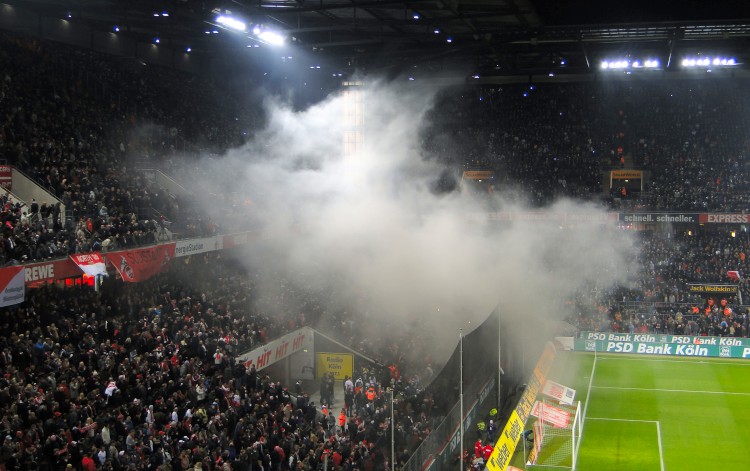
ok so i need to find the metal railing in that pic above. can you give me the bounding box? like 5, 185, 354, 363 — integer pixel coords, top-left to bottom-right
401, 361, 495, 471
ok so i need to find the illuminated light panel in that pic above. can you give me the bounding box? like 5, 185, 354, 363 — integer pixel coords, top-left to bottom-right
601, 59, 660, 70
681, 56, 737, 68
258, 30, 285, 45
216, 15, 247, 32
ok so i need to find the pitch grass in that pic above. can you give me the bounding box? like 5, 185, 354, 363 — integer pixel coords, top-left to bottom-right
510, 351, 750, 470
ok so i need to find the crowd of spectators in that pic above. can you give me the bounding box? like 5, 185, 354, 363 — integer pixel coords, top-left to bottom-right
423, 79, 750, 211
0, 253, 445, 471
0, 33, 259, 267
4, 26, 750, 470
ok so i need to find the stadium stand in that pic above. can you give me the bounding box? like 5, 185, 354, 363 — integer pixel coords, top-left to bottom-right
1, 26, 750, 471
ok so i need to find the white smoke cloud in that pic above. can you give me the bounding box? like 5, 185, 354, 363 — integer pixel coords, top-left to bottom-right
189, 77, 639, 365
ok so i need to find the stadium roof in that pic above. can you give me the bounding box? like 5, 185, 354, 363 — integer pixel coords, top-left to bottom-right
8, 0, 750, 79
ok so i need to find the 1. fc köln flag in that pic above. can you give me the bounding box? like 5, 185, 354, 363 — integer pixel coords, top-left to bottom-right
727, 270, 741, 283
0, 266, 25, 307
70, 253, 108, 278
108, 244, 175, 283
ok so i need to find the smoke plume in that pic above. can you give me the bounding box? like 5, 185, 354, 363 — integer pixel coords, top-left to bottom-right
188, 77, 639, 366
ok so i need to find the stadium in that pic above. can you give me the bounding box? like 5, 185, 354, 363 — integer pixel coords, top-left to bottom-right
0, 0, 749, 470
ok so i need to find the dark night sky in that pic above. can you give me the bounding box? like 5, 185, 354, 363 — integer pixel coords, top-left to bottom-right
532, 0, 750, 25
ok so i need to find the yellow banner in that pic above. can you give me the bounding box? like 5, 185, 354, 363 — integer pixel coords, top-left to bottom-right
315, 352, 353, 380
486, 343, 558, 471
463, 170, 495, 180
610, 170, 643, 179
486, 411, 523, 470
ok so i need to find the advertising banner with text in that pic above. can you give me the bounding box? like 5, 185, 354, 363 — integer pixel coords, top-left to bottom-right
699, 213, 750, 224
574, 338, 750, 359
0, 166, 11, 190
530, 401, 571, 428
687, 283, 738, 295
237, 327, 313, 371
0, 266, 24, 307
610, 170, 643, 180
541, 380, 576, 405
619, 213, 699, 223
486, 342, 558, 471
579, 331, 750, 347
315, 352, 354, 380
174, 236, 223, 258
488, 211, 618, 223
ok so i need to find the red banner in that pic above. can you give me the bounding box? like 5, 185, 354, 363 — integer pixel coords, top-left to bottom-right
24, 259, 84, 284
0, 266, 24, 306
0, 166, 11, 190
107, 244, 175, 283
531, 401, 571, 428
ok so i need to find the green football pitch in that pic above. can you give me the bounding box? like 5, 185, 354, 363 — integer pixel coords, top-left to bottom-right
509, 351, 750, 470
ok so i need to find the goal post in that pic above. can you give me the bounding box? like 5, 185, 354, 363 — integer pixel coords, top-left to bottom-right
526, 398, 582, 470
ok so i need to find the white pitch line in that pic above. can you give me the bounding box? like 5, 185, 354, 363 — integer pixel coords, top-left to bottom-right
588, 417, 656, 423
587, 417, 665, 471
575, 351, 598, 462
593, 385, 750, 396
596, 355, 750, 367
656, 420, 665, 471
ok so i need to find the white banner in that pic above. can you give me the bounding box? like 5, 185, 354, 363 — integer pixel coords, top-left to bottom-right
0, 266, 24, 307
174, 236, 223, 257
70, 253, 108, 277
236, 327, 314, 371
542, 380, 576, 405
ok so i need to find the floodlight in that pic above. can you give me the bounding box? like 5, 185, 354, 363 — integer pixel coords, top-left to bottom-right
114, 26, 120, 32
216, 15, 247, 32
259, 30, 285, 45
154, 38, 160, 44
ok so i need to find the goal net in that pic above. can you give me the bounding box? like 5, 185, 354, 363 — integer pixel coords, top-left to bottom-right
525, 398, 582, 470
